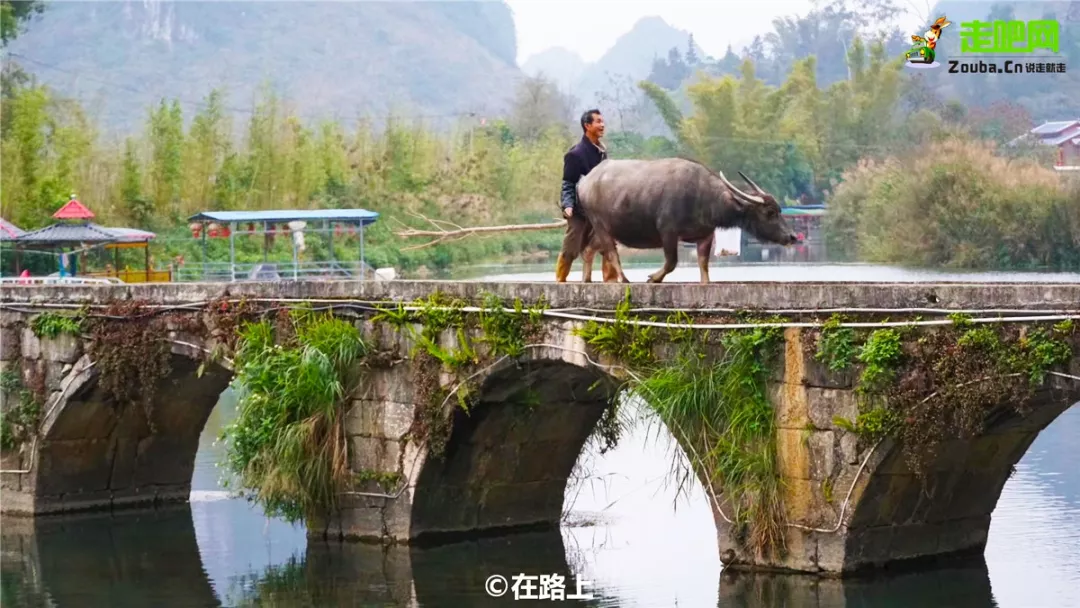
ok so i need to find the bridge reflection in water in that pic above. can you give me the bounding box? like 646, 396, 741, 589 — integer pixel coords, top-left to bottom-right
1, 503, 999, 608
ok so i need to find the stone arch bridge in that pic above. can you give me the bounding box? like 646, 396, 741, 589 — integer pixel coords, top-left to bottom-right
1, 280, 1078, 577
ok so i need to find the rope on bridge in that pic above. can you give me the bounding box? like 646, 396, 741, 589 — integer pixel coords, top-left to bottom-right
3, 298, 1080, 330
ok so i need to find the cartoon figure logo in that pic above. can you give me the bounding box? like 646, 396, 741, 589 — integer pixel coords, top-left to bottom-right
905, 16, 951, 68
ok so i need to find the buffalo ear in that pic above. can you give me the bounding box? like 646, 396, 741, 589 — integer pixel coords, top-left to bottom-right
726, 189, 748, 212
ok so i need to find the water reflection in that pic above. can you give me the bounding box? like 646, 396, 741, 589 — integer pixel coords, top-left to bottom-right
221, 530, 621, 607
1, 506, 618, 607
1, 505, 219, 608
985, 400, 1080, 608
718, 560, 996, 608
3, 393, 1078, 608
0, 505, 1004, 608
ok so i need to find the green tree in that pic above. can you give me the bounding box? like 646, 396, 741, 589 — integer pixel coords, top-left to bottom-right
0, 0, 44, 46
120, 137, 151, 226
146, 98, 184, 221
0, 82, 92, 226
183, 88, 230, 214
639, 36, 907, 202
686, 33, 700, 66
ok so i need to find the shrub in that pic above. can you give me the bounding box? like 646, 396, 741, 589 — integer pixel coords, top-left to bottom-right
825, 137, 1080, 270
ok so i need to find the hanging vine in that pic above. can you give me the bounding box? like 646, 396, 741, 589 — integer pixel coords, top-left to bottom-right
86, 301, 172, 429
817, 313, 1078, 476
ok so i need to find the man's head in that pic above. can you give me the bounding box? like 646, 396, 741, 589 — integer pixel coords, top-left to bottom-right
581, 109, 604, 140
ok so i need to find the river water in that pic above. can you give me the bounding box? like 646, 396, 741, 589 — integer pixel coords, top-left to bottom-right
3, 262, 1079, 607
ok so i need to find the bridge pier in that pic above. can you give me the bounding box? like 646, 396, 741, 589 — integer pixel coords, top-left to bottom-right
2, 281, 1078, 577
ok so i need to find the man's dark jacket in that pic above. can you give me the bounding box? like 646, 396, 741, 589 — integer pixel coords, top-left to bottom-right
560, 135, 608, 213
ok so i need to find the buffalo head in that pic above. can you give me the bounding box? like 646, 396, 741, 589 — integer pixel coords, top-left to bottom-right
718, 171, 800, 246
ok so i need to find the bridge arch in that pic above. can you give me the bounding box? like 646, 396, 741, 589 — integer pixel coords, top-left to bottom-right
29, 343, 233, 513
841, 381, 1080, 572
408, 351, 623, 541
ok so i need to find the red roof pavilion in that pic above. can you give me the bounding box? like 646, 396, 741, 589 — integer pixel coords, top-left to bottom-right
52, 194, 95, 220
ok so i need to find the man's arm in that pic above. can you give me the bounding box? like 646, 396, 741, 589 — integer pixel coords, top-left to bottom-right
560, 151, 583, 216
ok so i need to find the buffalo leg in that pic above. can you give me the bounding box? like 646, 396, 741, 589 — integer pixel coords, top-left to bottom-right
601, 248, 628, 283
647, 237, 679, 283
581, 246, 594, 283
696, 233, 714, 284
595, 242, 624, 282
602, 255, 625, 282
596, 236, 628, 283
581, 244, 613, 283
590, 235, 628, 284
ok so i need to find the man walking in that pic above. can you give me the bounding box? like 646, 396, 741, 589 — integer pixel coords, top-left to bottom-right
555, 108, 608, 282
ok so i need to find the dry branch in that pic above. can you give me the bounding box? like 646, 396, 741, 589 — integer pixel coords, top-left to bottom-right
393, 211, 567, 251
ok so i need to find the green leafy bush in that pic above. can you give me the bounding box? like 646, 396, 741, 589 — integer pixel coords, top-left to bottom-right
219, 310, 367, 523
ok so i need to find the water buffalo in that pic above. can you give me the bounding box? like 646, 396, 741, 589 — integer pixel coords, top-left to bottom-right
573, 157, 800, 284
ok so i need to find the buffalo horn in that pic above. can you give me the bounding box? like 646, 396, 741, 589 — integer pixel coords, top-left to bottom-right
719, 172, 764, 204
737, 171, 766, 195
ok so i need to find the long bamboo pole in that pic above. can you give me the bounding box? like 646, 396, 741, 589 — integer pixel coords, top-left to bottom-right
394, 220, 568, 251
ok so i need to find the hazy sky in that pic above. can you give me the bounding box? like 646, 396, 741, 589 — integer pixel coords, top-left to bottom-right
505, 0, 930, 65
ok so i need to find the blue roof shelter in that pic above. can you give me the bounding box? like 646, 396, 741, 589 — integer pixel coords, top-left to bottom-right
187, 209, 380, 225
186, 208, 380, 282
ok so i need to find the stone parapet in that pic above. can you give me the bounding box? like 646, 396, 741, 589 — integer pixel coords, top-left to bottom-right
3, 279, 1080, 310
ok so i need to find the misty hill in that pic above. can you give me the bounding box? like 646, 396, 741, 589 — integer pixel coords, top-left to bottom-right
4, 0, 525, 134
576, 17, 704, 102
521, 46, 587, 92
522, 16, 704, 110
